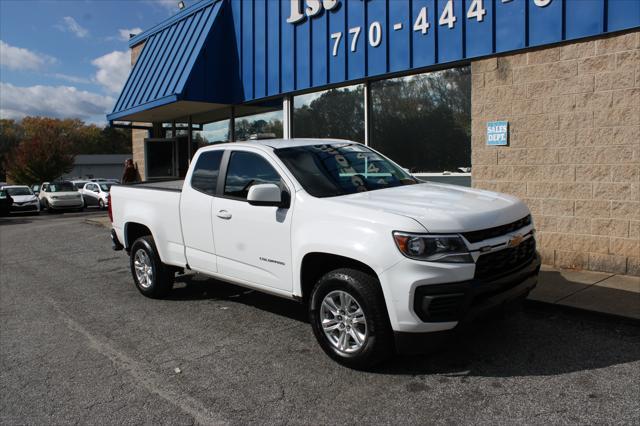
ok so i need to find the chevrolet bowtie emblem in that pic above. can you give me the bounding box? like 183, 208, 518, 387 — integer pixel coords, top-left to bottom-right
507, 234, 524, 248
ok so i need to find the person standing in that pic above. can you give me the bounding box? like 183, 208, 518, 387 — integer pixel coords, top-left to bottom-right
121, 158, 139, 184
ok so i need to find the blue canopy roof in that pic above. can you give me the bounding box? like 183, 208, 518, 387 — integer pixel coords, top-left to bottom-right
107, 0, 226, 122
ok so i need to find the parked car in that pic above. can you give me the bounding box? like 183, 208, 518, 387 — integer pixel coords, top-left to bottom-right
31, 184, 41, 195
70, 180, 90, 191
0, 188, 13, 216
109, 139, 539, 369
1, 185, 40, 214
39, 181, 84, 212
81, 182, 111, 209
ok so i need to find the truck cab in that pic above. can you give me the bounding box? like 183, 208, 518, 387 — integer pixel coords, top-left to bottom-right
110, 139, 540, 369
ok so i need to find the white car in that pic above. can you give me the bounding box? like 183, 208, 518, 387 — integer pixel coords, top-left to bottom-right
39, 181, 84, 212
81, 182, 112, 209
70, 180, 90, 191
109, 139, 539, 368
1, 185, 40, 214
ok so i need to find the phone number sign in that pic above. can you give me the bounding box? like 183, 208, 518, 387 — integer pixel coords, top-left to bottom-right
486, 121, 509, 146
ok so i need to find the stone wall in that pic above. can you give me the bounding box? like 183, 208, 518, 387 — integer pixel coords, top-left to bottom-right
131, 41, 148, 180
471, 30, 639, 276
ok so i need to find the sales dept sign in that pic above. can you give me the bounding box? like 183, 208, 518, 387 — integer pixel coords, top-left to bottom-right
486, 121, 509, 146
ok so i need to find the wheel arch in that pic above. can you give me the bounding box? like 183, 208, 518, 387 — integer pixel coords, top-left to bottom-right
299, 252, 380, 304
124, 222, 153, 251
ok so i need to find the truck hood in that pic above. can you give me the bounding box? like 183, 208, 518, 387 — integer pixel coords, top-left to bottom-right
338, 182, 530, 233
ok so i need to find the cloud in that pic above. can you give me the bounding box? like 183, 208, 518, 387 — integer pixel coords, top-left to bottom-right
51, 73, 92, 84
147, 0, 183, 14
56, 16, 89, 38
92, 50, 130, 94
118, 27, 143, 41
0, 83, 114, 122
0, 40, 56, 71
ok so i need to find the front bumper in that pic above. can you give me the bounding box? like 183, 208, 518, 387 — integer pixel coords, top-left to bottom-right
49, 199, 83, 208
379, 246, 540, 334
387, 254, 540, 354
10, 203, 39, 212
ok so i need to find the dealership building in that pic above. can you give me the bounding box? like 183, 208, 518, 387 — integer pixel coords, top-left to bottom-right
107, 0, 639, 275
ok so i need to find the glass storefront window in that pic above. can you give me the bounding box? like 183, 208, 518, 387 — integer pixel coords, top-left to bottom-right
293, 84, 364, 143
370, 67, 471, 174
193, 119, 231, 147
234, 100, 284, 141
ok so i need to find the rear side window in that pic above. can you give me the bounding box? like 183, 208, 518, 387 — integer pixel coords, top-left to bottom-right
191, 150, 224, 195
224, 151, 282, 200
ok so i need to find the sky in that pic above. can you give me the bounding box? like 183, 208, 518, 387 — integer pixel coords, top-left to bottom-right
0, 0, 191, 125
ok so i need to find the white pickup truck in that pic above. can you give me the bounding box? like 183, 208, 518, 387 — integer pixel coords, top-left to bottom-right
109, 139, 540, 368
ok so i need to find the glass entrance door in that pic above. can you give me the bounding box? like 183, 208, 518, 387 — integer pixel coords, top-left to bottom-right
145, 138, 190, 179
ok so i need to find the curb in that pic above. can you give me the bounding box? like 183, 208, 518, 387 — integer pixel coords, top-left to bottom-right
525, 299, 640, 326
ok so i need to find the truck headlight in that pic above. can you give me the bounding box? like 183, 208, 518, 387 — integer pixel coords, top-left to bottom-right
393, 232, 473, 263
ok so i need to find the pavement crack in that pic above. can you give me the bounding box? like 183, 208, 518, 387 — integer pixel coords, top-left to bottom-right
47, 297, 228, 426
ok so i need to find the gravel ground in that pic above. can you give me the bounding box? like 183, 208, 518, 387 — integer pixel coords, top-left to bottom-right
1, 212, 639, 425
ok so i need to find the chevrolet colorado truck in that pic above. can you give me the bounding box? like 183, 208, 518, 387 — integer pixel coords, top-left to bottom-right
109, 139, 540, 368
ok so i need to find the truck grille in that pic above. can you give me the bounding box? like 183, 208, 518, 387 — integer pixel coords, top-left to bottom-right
462, 215, 532, 243
474, 237, 536, 280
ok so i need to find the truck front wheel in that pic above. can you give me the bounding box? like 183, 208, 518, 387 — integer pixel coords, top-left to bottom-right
309, 268, 393, 369
130, 236, 174, 299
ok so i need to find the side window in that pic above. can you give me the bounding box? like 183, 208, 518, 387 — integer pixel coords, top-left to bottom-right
224, 151, 282, 200
191, 150, 224, 195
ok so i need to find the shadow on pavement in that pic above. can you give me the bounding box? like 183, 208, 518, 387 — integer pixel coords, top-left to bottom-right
0, 217, 34, 226
164, 273, 640, 378
379, 307, 640, 377
169, 273, 307, 322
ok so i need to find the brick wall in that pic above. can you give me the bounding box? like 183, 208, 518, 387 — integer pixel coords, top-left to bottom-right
471, 30, 639, 276
131, 128, 146, 179
131, 41, 148, 180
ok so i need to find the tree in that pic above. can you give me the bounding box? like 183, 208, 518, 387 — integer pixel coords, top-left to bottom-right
0, 119, 23, 181
5, 118, 76, 184
1, 117, 133, 183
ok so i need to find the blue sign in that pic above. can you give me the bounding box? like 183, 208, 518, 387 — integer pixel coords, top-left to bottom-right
487, 121, 509, 146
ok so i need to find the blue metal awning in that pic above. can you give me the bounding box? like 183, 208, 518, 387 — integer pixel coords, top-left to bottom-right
107, 0, 227, 122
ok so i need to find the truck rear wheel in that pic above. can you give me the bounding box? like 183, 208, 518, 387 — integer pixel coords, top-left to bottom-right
130, 236, 174, 299
309, 268, 393, 370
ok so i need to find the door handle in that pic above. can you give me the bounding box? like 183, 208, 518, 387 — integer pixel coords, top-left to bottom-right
217, 210, 232, 220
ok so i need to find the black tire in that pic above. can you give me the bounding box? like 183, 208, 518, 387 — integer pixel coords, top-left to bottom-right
45, 200, 54, 214
98, 199, 105, 209
129, 236, 174, 299
309, 268, 394, 370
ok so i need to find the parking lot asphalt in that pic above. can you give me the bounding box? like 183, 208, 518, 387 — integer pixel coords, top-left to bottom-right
1, 213, 639, 425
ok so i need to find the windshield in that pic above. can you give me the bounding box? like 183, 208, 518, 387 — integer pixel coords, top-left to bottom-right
6, 187, 33, 196
48, 182, 76, 192
99, 183, 112, 192
74, 182, 88, 189
275, 143, 417, 197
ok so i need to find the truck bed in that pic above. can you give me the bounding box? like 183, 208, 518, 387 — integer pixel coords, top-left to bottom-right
110, 181, 186, 267
127, 179, 184, 192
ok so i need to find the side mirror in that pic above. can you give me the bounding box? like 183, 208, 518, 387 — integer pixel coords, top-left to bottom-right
247, 183, 286, 207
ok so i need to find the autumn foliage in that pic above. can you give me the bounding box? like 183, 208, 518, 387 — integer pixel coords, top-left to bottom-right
5, 123, 75, 184
1, 117, 131, 184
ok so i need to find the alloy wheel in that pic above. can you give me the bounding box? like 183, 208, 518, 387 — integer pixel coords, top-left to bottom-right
320, 290, 367, 353
133, 249, 153, 289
